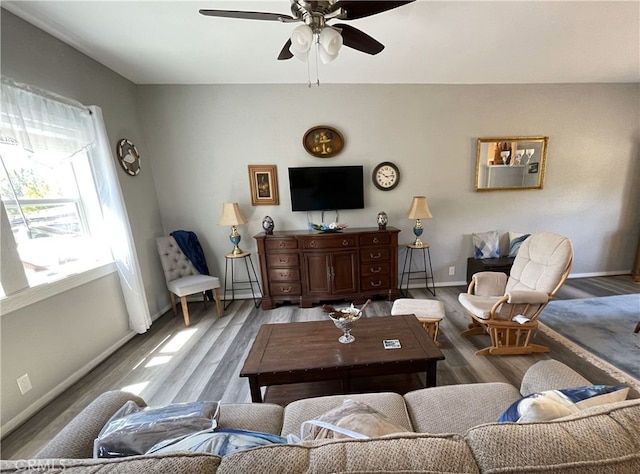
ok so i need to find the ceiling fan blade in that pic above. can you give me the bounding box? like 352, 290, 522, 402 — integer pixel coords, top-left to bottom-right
333, 1, 415, 20
334, 24, 384, 55
278, 39, 294, 60
199, 9, 298, 23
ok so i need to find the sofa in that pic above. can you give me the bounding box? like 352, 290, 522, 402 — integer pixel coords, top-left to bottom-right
2, 360, 639, 473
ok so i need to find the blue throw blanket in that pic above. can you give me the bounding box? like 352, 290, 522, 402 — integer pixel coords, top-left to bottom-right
170, 230, 214, 301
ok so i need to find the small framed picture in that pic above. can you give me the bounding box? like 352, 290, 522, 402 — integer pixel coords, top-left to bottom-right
383, 339, 401, 349
248, 165, 279, 206
528, 162, 539, 174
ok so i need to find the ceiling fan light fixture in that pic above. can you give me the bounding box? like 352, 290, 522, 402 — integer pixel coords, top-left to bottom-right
319, 27, 343, 56
318, 45, 339, 64
289, 24, 313, 60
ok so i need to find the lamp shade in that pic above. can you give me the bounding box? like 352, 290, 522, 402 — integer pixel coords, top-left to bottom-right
290, 24, 314, 61
318, 27, 343, 63
218, 202, 248, 226
406, 196, 433, 220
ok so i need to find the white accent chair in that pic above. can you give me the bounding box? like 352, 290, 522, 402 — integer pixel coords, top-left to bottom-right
458, 232, 573, 356
156, 236, 223, 326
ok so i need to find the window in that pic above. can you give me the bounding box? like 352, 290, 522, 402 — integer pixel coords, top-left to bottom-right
0, 145, 112, 291
0, 77, 112, 297
1, 77, 151, 333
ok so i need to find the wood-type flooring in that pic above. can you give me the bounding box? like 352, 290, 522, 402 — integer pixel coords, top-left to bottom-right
2, 275, 638, 459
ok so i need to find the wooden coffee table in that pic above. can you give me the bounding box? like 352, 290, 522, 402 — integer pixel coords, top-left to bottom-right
240, 315, 445, 402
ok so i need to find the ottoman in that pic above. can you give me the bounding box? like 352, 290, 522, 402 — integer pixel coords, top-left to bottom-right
391, 299, 445, 346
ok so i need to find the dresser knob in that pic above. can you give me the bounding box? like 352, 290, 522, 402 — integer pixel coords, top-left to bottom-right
370, 252, 381, 259
278, 258, 289, 263
281, 287, 292, 293
370, 267, 382, 273
342, 240, 349, 246
278, 242, 285, 248
370, 281, 382, 287
373, 238, 379, 244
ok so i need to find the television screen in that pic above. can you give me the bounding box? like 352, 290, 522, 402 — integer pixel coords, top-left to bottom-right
288, 166, 364, 211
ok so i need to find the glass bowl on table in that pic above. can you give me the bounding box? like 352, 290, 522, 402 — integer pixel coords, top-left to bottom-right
323, 299, 371, 344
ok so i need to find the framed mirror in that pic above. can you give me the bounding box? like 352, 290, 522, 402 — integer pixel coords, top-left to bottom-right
475, 136, 548, 191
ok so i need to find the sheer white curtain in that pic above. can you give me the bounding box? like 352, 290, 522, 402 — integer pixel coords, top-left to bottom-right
0, 76, 151, 332
1, 76, 94, 155
89, 106, 151, 333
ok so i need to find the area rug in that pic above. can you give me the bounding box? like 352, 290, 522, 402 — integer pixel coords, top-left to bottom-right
538, 294, 640, 387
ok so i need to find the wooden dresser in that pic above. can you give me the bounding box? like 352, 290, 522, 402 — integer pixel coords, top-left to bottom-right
254, 227, 401, 309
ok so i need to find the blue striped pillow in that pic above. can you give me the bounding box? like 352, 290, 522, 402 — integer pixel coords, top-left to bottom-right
508, 232, 530, 257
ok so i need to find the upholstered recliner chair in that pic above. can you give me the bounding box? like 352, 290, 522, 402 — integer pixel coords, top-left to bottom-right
458, 232, 573, 356
156, 235, 223, 326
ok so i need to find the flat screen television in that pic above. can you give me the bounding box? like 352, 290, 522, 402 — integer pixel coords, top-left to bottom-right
288, 166, 364, 211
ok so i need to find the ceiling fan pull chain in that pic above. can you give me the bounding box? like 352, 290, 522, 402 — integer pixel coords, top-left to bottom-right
313, 39, 320, 87
306, 49, 312, 88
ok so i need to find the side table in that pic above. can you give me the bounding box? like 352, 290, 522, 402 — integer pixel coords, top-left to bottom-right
400, 243, 436, 297
223, 251, 262, 310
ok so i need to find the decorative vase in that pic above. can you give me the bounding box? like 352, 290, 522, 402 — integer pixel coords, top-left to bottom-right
262, 216, 274, 235
377, 211, 388, 230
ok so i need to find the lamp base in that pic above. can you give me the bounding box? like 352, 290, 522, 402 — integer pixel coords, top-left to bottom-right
231, 245, 244, 256
412, 223, 424, 248
230, 228, 243, 256
411, 238, 426, 247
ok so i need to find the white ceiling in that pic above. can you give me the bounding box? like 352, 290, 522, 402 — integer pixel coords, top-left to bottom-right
3, 1, 639, 85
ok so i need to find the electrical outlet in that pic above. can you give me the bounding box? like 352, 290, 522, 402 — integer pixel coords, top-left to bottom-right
17, 373, 32, 395
448, 266, 455, 276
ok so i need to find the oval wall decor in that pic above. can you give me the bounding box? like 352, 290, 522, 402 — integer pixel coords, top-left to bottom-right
302, 126, 344, 158
116, 138, 141, 176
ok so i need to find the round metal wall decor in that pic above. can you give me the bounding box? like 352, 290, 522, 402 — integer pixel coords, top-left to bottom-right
116, 138, 141, 176
302, 126, 344, 158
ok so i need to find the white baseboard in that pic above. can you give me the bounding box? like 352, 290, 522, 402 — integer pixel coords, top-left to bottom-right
568, 270, 631, 278
404, 270, 632, 290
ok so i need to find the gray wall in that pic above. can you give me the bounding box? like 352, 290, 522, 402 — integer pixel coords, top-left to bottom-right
138, 83, 640, 283
0, 11, 166, 433
2, 8, 639, 436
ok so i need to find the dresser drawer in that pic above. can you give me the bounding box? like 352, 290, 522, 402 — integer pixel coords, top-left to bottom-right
265, 238, 298, 250
266, 253, 299, 267
359, 233, 391, 247
361, 275, 391, 290
300, 235, 358, 250
360, 247, 391, 263
269, 282, 301, 296
360, 262, 390, 277
268, 267, 301, 282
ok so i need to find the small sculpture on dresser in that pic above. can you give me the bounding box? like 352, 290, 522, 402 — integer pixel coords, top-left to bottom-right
262, 216, 274, 235
377, 211, 388, 230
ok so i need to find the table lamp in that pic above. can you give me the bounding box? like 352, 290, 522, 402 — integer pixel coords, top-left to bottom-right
406, 196, 433, 247
218, 202, 248, 255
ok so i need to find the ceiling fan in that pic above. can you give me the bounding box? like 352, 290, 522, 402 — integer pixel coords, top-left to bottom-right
199, 1, 415, 63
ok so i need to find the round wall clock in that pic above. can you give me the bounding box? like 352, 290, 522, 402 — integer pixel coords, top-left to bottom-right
372, 162, 400, 191
303, 126, 344, 158
116, 138, 141, 176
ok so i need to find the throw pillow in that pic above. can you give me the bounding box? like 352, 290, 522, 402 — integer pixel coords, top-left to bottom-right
498, 385, 629, 423
303, 399, 408, 440
472, 230, 500, 259
147, 428, 287, 456
94, 400, 220, 458
508, 232, 531, 257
